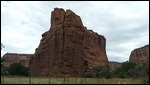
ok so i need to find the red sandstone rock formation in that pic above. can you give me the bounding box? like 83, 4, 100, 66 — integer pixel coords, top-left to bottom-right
29, 8, 109, 77
2, 53, 32, 67
129, 45, 149, 64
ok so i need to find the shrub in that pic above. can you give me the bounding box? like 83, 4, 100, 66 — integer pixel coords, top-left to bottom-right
1, 66, 9, 75
8, 62, 29, 76
84, 64, 111, 79
84, 71, 94, 78
113, 61, 136, 78
1, 57, 8, 75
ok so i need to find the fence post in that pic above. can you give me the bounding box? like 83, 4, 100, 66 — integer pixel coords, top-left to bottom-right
64, 77, 65, 84
49, 76, 51, 84
76, 77, 77, 84
29, 75, 31, 84
2, 75, 4, 84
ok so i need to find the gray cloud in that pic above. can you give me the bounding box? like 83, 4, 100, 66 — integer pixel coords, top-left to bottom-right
1, 1, 149, 62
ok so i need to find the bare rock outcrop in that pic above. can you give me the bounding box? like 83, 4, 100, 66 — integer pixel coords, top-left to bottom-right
129, 45, 149, 64
29, 8, 109, 77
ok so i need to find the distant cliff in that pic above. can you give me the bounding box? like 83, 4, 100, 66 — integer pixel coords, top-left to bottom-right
29, 8, 110, 77
109, 61, 122, 71
129, 45, 149, 64
2, 53, 32, 67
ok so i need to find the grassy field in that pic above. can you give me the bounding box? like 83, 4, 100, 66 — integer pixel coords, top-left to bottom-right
1, 76, 144, 84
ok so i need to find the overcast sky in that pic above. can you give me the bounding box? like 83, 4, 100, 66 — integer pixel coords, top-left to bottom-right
1, 1, 149, 62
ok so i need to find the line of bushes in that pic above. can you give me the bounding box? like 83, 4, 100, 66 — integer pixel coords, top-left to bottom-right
1, 62, 29, 76
83, 61, 149, 80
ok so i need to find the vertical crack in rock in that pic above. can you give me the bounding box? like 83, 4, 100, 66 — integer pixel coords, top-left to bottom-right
62, 12, 65, 53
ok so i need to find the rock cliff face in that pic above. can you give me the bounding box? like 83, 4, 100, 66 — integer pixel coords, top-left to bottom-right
109, 61, 122, 71
2, 53, 32, 68
129, 45, 149, 64
29, 8, 109, 77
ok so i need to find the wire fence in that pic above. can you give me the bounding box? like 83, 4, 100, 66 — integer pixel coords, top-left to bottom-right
1, 75, 97, 84
1, 76, 84, 84
1, 75, 144, 84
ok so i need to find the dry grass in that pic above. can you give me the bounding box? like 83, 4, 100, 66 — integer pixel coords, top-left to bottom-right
1, 76, 144, 84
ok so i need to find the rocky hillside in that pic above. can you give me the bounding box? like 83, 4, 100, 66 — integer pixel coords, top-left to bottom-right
129, 45, 149, 64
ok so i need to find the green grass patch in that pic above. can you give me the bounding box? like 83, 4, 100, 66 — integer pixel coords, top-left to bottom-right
1, 76, 144, 84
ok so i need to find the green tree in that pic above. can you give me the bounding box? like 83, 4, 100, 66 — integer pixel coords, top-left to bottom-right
129, 62, 149, 77
84, 71, 94, 78
1, 57, 5, 63
1, 53, 8, 75
93, 64, 111, 78
113, 61, 136, 78
8, 62, 29, 76
84, 64, 111, 78
1, 66, 9, 75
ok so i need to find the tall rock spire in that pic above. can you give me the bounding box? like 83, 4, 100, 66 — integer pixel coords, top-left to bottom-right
29, 8, 109, 77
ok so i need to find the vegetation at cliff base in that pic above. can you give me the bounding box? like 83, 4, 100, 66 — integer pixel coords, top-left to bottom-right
8, 62, 29, 76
